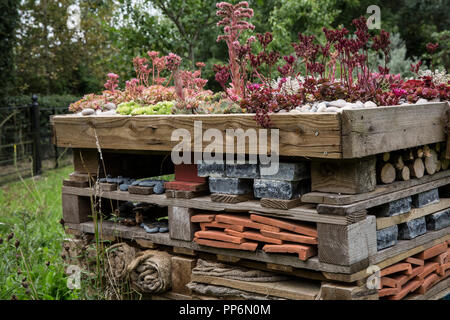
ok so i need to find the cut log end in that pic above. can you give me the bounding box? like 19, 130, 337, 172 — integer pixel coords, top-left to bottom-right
396, 166, 410, 181
408, 158, 425, 179
424, 150, 438, 175
380, 163, 396, 184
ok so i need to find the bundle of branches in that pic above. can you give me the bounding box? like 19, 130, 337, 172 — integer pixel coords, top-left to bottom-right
105, 243, 137, 281
127, 250, 172, 293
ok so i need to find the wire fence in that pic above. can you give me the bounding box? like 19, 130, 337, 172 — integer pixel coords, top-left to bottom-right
0, 95, 72, 184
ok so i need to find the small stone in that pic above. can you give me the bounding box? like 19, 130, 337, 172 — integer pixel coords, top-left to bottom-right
412, 189, 439, 208
369, 197, 411, 217
310, 106, 318, 112
138, 180, 157, 187
354, 101, 364, 108
95, 109, 102, 115
316, 102, 327, 112
260, 162, 310, 181
278, 109, 288, 113
325, 107, 342, 113
197, 162, 225, 177
100, 109, 116, 116
415, 98, 428, 104
377, 225, 398, 250
119, 184, 129, 191
81, 108, 95, 116
253, 179, 310, 200
226, 163, 259, 179
209, 177, 253, 195
328, 99, 346, 108
364, 101, 377, 108
430, 98, 441, 102
398, 217, 427, 240
426, 208, 450, 231
153, 182, 165, 194
289, 109, 301, 114
342, 103, 355, 110
103, 103, 117, 110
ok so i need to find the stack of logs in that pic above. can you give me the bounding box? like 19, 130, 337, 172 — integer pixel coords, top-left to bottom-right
377, 143, 449, 184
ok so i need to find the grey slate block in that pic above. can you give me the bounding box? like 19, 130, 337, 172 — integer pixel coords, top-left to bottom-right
260, 162, 310, 181
197, 162, 225, 177
225, 163, 260, 178
253, 179, 311, 200
426, 208, 450, 231
369, 197, 412, 217
209, 177, 253, 195
377, 225, 398, 251
412, 188, 440, 208
398, 217, 427, 240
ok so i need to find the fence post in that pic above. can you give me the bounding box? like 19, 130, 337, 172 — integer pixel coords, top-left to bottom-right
53, 105, 59, 169
31, 94, 42, 176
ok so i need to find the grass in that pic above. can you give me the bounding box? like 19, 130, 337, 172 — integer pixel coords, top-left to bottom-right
0, 166, 81, 300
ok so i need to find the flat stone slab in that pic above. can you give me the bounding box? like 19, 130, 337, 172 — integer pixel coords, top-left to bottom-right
412, 188, 440, 208
225, 163, 260, 179
377, 225, 398, 251
260, 162, 310, 181
398, 217, 427, 240
369, 197, 412, 217
253, 179, 311, 200
209, 177, 253, 195
426, 208, 450, 231
197, 162, 225, 177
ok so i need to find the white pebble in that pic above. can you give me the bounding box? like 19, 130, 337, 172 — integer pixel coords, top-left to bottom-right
289, 109, 301, 114
355, 101, 364, 109
325, 107, 342, 113
328, 99, 346, 108
416, 98, 428, 104
103, 102, 117, 110
100, 110, 117, 116
343, 103, 355, 109
81, 108, 95, 116
364, 101, 377, 108
317, 102, 327, 112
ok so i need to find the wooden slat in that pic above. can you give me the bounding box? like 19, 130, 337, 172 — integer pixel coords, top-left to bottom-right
376, 198, 450, 230
315, 174, 450, 215
302, 169, 450, 205
190, 274, 320, 300
51, 113, 342, 158
341, 103, 448, 158
62, 186, 348, 225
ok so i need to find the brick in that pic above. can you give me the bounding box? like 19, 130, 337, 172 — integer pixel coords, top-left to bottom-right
386, 279, 423, 300
390, 265, 424, 288
411, 188, 439, 208
376, 225, 398, 250
379, 286, 401, 297
398, 217, 426, 240
200, 221, 245, 232
215, 214, 280, 232
415, 242, 448, 260
225, 163, 259, 178
208, 177, 253, 195
253, 179, 310, 200
197, 162, 225, 177
370, 197, 411, 217
426, 208, 450, 231
405, 257, 424, 266
191, 214, 216, 223
380, 263, 413, 277
259, 229, 318, 245
164, 181, 208, 192
224, 229, 283, 245
417, 273, 440, 294
250, 214, 317, 237
194, 237, 258, 251
194, 230, 244, 244
175, 164, 206, 183
262, 244, 317, 261
437, 262, 450, 276
381, 276, 398, 288
430, 251, 448, 265
417, 262, 439, 280
260, 162, 310, 181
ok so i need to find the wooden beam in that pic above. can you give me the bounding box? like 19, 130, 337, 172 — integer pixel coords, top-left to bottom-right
168, 206, 196, 241
62, 194, 92, 224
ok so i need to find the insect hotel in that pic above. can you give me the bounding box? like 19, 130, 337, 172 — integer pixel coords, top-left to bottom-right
52, 101, 450, 300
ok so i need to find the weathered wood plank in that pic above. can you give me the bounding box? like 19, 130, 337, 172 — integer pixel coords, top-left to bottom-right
168, 206, 196, 241
61, 186, 349, 225
191, 274, 321, 300
311, 157, 376, 194
62, 194, 92, 224
51, 113, 342, 158
376, 198, 450, 230
315, 174, 450, 215
171, 256, 196, 295
302, 169, 450, 205
341, 103, 448, 158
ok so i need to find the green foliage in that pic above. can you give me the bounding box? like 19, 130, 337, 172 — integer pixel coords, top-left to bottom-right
0, 166, 80, 300
0, 0, 19, 98
117, 100, 175, 115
